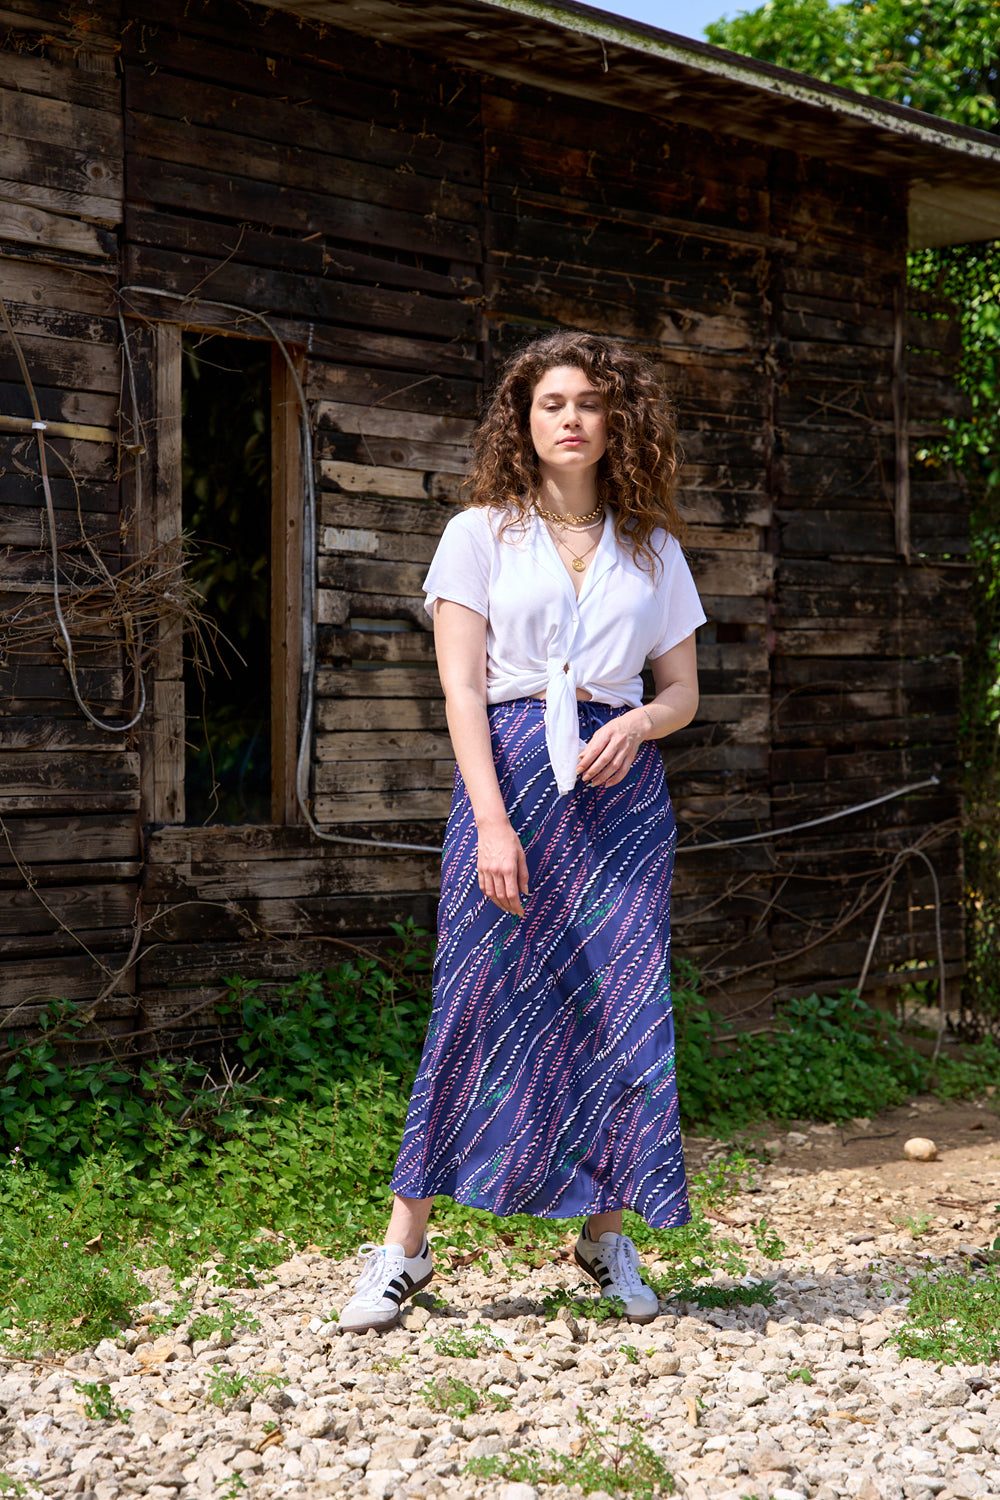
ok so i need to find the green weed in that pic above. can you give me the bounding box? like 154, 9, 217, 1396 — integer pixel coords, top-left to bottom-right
187, 1302, 261, 1343
542, 1282, 627, 1323
0, 1475, 28, 1497
673, 978, 931, 1129
787, 1367, 813, 1384
72, 1379, 131, 1423
667, 1277, 776, 1311
206, 1369, 288, 1410
892, 1262, 1000, 1364
892, 1211, 934, 1239
752, 1219, 787, 1259
429, 1323, 504, 1359
467, 1406, 674, 1499
421, 1375, 511, 1417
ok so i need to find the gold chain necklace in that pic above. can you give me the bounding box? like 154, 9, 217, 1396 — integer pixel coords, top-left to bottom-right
549, 520, 602, 573
534, 499, 603, 527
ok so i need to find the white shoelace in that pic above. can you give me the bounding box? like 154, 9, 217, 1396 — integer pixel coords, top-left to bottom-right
351, 1242, 402, 1304
606, 1235, 646, 1296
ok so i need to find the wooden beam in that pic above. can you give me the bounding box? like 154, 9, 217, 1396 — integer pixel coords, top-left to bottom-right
270, 344, 305, 825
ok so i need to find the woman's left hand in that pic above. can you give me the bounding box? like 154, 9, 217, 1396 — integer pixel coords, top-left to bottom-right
577, 712, 643, 788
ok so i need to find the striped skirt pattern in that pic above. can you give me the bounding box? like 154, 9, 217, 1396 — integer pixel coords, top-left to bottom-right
391, 698, 690, 1230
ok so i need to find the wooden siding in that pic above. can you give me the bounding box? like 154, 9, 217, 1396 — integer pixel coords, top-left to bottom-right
0, 0, 972, 1046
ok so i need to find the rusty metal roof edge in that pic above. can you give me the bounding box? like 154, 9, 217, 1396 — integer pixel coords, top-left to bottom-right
478, 0, 1000, 169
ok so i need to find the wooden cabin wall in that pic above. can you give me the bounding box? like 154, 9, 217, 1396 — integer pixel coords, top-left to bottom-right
765, 155, 968, 1009
0, 0, 144, 1037
0, 0, 971, 1046
121, 0, 475, 1040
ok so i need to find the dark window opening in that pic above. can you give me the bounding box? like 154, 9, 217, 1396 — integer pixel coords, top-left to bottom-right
182, 334, 271, 825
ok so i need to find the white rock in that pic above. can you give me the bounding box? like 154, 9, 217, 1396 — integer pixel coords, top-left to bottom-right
344, 1445, 372, 1469
498, 1486, 539, 1500
367, 1471, 405, 1499
903, 1137, 938, 1161
946, 1425, 981, 1454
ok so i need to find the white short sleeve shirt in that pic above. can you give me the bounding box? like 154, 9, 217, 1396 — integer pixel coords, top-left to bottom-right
424, 507, 706, 794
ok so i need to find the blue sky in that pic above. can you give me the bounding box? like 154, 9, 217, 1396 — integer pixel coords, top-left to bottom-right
596, 0, 743, 42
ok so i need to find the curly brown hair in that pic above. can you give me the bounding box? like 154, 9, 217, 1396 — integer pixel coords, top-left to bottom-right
465, 331, 683, 571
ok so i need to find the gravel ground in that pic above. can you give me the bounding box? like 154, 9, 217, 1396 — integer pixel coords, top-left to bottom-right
2, 1118, 999, 1500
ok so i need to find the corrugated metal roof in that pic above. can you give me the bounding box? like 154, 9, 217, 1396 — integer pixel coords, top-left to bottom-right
258, 0, 1000, 248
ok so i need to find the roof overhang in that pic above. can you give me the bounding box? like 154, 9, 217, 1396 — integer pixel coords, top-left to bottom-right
254, 0, 1000, 250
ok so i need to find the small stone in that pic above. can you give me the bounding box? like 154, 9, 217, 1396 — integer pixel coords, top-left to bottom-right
929, 1378, 971, 1408
296, 1405, 335, 1439
785, 1131, 810, 1147
498, 1485, 539, 1500
344, 1446, 372, 1470
399, 1305, 430, 1331
367, 1471, 405, 1499
772, 1489, 808, 1500
649, 1352, 681, 1377
903, 1137, 938, 1161
230, 1450, 263, 1473
946, 1425, 980, 1454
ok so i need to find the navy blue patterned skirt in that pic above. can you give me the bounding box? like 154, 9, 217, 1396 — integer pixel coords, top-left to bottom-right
390, 697, 690, 1230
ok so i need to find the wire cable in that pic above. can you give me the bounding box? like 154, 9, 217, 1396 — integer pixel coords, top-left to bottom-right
0, 294, 147, 733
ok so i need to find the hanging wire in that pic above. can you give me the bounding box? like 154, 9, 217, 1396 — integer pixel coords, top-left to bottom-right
0, 294, 147, 732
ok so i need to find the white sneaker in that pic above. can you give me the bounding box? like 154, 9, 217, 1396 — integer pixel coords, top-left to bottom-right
338, 1238, 434, 1333
574, 1224, 659, 1324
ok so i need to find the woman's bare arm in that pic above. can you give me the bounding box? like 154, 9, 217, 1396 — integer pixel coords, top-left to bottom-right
576, 632, 699, 788
434, 600, 530, 916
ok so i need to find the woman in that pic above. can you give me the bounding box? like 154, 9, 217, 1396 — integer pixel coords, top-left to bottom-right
339, 332, 705, 1333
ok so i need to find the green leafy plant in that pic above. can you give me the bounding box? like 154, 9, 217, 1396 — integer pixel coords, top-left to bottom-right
72, 1379, 131, 1423
421, 1374, 511, 1418
542, 1282, 627, 1323
0, 1476, 28, 1497
893, 1211, 934, 1239
666, 1277, 776, 1312
466, 1406, 674, 1499
618, 1342, 640, 1365
892, 1263, 1000, 1365
206, 1369, 288, 1410
753, 1219, 786, 1259
787, 1367, 814, 1385
429, 1323, 504, 1359
188, 1302, 261, 1343
215, 1477, 248, 1500
674, 984, 927, 1129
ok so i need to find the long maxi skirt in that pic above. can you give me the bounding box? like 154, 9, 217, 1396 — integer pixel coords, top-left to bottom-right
391, 697, 691, 1230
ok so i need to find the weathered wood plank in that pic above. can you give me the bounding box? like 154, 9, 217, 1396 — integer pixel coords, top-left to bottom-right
316, 627, 438, 665
313, 788, 451, 822
127, 158, 480, 262
0, 814, 139, 865
0, 884, 137, 935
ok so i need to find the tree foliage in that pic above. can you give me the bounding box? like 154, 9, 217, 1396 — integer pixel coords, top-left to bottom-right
706, 0, 1000, 130
706, 0, 1000, 1029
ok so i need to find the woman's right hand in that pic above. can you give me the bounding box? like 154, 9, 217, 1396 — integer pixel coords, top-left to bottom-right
476, 816, 530, 917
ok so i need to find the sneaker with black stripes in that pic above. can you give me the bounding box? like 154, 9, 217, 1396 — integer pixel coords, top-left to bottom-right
337, 1238, 434, 1333
574, 1222, 659, 1324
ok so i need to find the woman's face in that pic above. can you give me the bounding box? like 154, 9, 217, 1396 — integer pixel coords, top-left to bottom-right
528, 364, 607, 478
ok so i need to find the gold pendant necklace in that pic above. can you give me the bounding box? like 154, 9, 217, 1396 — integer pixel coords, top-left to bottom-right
552, 524, 600, 573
